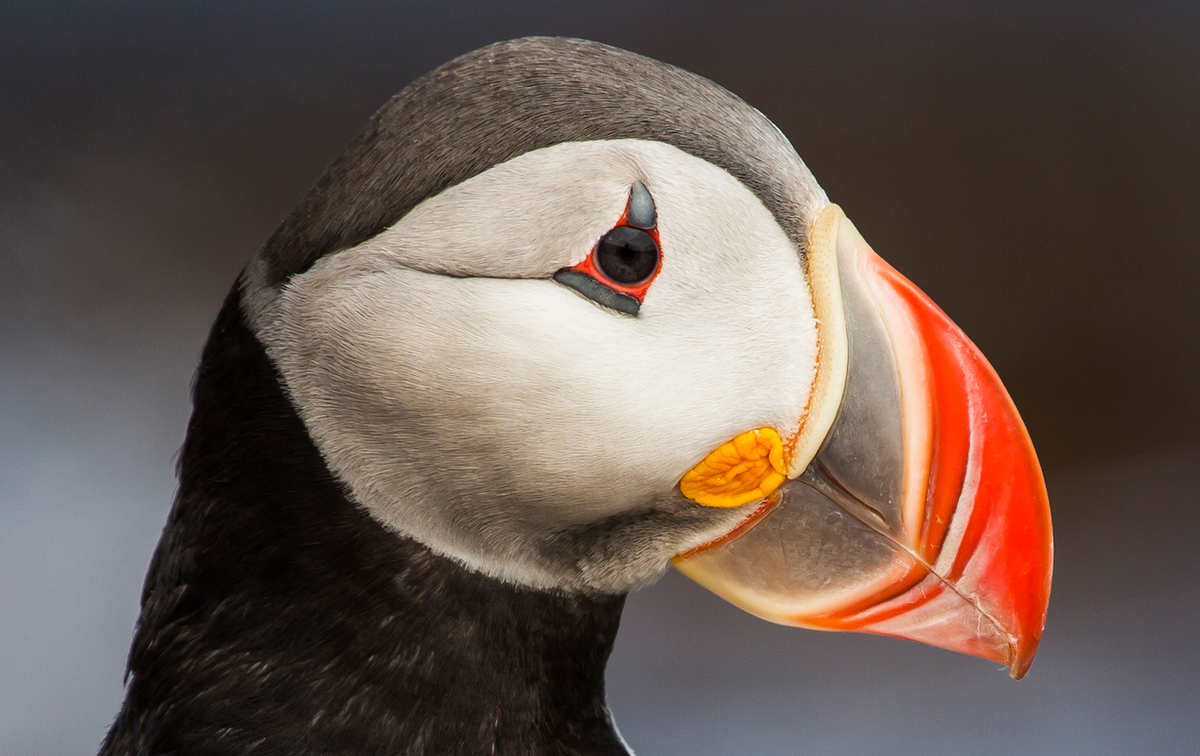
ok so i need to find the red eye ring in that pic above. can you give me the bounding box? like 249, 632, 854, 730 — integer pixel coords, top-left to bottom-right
564, 204, 662, 304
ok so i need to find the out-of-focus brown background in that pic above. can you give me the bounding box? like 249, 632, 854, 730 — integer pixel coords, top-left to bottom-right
3, 1, 1198, 753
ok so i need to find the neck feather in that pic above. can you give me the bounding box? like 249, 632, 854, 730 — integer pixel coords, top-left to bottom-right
101, 283, 630, 756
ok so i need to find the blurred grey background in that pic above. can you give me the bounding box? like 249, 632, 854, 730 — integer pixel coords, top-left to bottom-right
3, 1, 1199, 753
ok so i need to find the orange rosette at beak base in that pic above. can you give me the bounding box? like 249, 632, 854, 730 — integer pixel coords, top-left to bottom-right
679, 428, 788, 508
675, 205, 1053, 679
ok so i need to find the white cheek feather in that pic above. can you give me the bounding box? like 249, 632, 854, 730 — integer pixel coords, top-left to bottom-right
253, 139, 819, 590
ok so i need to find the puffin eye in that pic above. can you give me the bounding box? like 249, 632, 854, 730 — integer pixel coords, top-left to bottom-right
553, 182, 662, 317
594, 226, 659, 286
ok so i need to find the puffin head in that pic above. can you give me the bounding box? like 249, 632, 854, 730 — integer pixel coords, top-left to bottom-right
242, 37, 1051, 678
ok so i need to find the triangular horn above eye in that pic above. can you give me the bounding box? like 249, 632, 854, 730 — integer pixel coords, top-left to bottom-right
627, 181, 657, 229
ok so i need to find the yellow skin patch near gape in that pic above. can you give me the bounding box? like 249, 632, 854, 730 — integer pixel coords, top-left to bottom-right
680, 428, 788, 508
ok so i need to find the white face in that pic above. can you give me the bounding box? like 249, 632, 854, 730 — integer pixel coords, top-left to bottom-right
247, 139, 822, 592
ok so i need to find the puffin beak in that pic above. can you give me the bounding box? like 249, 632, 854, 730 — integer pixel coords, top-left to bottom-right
674, 205, 1053, 679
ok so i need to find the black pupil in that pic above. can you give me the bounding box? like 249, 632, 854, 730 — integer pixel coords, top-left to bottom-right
594, 226, 659, 286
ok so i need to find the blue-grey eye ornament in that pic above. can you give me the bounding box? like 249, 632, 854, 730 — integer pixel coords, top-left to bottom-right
554, 182, 661, 316
626, 181, 656, 229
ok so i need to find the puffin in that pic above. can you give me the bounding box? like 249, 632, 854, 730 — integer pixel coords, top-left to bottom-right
100, 37, 1053, 756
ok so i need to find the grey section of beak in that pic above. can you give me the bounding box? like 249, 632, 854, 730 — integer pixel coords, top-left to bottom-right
797, 241, 906, 536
